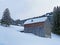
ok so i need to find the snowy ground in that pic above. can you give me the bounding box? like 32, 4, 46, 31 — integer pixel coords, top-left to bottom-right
0, 25, 60, 45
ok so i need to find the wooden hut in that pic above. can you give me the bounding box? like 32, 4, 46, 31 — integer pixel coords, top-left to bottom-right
24, 17, 51, 38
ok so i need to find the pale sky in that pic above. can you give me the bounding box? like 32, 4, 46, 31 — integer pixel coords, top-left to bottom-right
0, 0, 60, 20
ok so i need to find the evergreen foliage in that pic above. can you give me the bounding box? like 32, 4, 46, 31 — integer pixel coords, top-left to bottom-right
52, 6, 60, 35
1, 8, 12, 27
15, 19, 20, 25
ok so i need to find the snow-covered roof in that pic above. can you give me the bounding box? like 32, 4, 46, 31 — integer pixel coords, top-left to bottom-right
24, 17, 47, 24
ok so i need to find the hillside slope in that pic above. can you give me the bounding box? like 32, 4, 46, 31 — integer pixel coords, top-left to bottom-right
0, 25, 60, 45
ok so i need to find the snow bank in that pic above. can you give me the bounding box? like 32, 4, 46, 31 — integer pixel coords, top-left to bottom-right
0, 25, 60, 45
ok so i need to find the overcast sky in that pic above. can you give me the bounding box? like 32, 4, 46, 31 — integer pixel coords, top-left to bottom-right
0, 0, 60, 20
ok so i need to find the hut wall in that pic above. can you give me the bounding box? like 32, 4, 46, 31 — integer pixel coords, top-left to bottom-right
24, 22, 45, 37
24, 22, 44, 27
44, 19, 51, 38
33, 26, 45, 37
24, 26, 33, 33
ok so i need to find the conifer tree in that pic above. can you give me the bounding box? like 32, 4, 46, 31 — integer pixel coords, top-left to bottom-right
1, 8, 12, 27
52, 6, 60, 35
